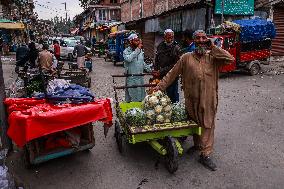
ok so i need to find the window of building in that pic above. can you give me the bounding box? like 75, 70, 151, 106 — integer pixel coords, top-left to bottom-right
110, 0, 118, 3
99, 9, 106, 20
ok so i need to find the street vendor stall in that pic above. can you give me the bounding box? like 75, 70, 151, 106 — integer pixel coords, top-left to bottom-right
0, 19, 26, 54
4, 98, 113, 167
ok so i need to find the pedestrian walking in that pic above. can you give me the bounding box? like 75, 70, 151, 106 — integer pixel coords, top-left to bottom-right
15, 42, 29, 72
38, 43, 54, 74
92, 36, 97, 47
155, 30, 235, 171
123, 33, 151, 102
73, 41, 88, 68
28, 42, 39, 68
154, 29, 182, 103
53, 40, 60, 60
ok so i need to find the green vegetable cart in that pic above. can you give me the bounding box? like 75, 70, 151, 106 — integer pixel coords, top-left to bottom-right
112, 74, 201, 173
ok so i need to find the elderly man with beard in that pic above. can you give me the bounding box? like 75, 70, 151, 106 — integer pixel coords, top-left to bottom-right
155, 30, 235, 171
123, 33, 151, 102
154, 29, 182, 103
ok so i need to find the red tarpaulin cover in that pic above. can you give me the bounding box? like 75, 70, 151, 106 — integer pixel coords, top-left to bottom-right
4, 98, 113, 147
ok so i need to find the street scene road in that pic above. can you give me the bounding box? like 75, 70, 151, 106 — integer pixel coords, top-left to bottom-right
2, 56, 284, 189
0, 1, 284, 189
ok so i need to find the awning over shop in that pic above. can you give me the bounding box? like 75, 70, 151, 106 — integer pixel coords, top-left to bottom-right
0, 20, 25, 30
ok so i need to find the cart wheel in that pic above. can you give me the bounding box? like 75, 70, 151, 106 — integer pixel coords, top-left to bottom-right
23, 146, 32, 169
249, 62, 260, 76
114, 120, 124, 153
164, 137, 179, 173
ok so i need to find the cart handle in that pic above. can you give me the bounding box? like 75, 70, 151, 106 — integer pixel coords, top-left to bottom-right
111, 73, 153, 77
114, 84, 156, 89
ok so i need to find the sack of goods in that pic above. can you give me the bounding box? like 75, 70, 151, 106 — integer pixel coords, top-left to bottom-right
142, 90, 172, 124
125, 108, 146, 126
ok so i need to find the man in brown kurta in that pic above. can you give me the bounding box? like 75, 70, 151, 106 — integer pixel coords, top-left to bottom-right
38, 44, 53, 72
157, 30, 235, 171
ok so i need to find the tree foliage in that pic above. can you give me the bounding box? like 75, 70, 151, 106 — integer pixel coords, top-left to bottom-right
78, 0, 90, 9
78, 0, 102, 9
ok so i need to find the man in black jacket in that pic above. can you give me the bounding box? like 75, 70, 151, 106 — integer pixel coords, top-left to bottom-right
154, 29, 181, 103
15, 43, 29, 72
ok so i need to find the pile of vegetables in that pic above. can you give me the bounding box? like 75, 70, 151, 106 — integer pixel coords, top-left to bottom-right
171, 102, 188, 122
124, 91, 188, 126
125, 108, 146, 126
142, 90, 172, 124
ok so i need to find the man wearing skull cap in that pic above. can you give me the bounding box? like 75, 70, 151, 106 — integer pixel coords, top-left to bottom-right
123, 33, 151, 102
156, 30, 235, 171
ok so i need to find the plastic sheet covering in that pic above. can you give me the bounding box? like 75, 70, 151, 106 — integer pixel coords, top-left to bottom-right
182, 8, 206, 31
233, 18, 276, 42
4, 98, 113, 147
36, 81, 95, 104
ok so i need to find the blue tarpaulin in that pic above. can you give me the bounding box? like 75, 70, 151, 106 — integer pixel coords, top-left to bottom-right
233, 18, 276, 43
35, 84, 95, 104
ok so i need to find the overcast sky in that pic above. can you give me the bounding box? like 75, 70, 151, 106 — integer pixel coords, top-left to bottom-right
34, 0, 84, 20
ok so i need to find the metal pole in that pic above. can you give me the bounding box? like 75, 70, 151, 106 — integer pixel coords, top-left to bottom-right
0, 56, 13, 151
61, 2, 67, 22
221, 0, 224, 23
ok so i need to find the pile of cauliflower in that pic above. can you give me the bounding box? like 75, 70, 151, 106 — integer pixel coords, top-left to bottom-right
142, 90, 172, 124
125, 108, 146, 126
124, 91, 188, 126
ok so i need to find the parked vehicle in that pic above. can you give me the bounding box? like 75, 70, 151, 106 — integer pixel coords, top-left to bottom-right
208, 18, 276, 75
60, 39, 77, 61
105, 30, 133, 66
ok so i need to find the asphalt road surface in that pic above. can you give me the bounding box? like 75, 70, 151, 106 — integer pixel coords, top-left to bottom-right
2, 56, 284, 189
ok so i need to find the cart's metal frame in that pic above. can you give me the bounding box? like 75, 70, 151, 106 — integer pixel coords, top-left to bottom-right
112, 74, 201, 173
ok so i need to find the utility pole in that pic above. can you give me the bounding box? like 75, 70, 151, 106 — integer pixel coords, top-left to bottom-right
61, 2, 67, 22
221, 0, 224, 23
0, 57, 12, 151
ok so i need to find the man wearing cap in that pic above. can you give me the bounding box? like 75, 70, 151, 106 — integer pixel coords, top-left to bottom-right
155, 30, 235, 171
123, 33, 150, 102
154, 29, 182, 103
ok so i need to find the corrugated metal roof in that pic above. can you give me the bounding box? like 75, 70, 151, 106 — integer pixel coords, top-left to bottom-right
124, 0, 202, 24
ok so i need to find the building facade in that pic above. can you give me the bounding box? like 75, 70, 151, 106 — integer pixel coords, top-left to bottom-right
74, 0, 121, 41
120, 0, 272, 59
270, 0, 284, 56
